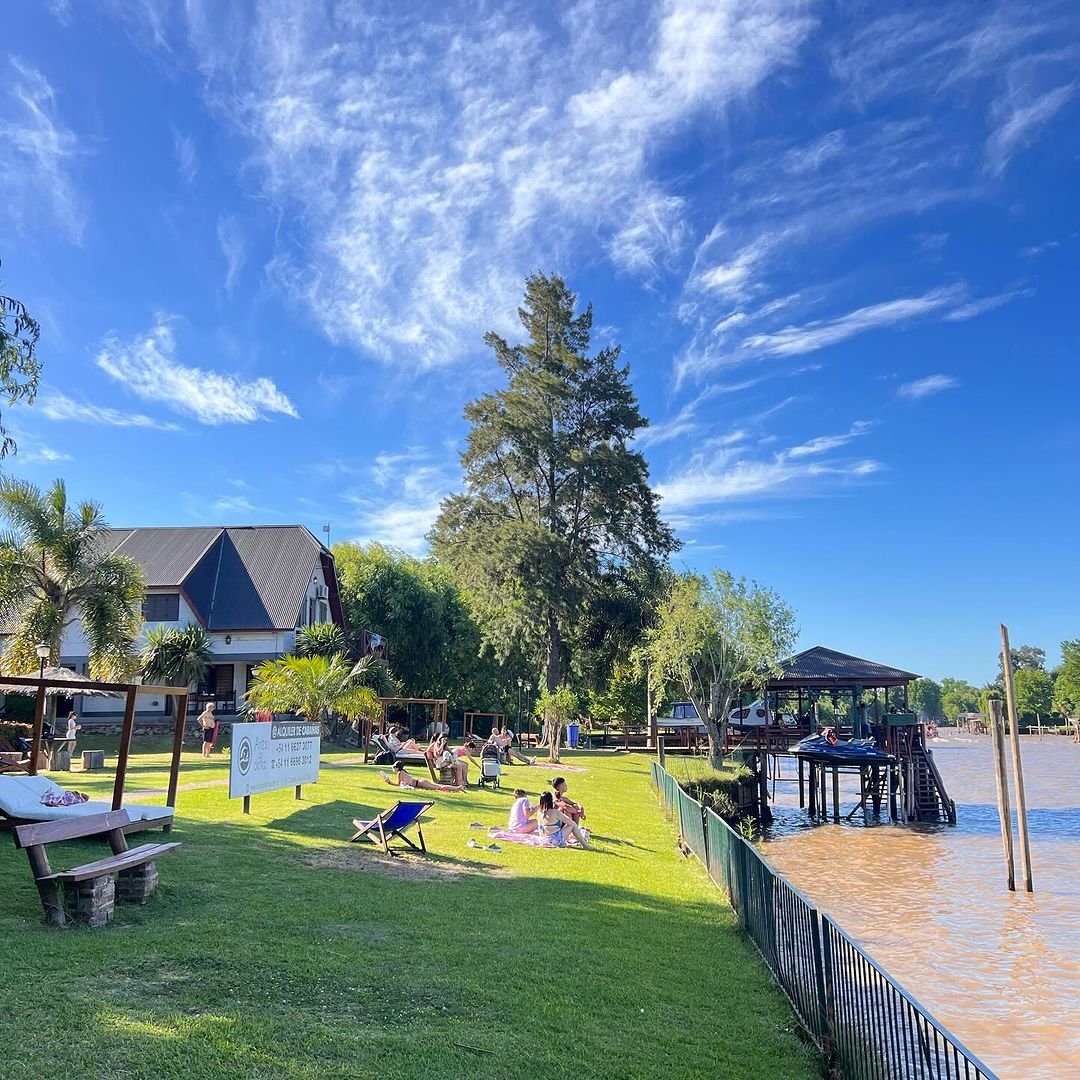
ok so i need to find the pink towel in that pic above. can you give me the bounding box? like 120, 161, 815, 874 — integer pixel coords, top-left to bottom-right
488, 828, 588, 848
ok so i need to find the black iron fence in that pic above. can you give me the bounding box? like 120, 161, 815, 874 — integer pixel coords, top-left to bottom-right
651, 762, 997, 1080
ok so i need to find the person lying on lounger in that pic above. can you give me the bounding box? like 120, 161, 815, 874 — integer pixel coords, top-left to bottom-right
385, 727, 422, 755
552, 776, 586, 822
537, 791, 592, 849
379, 761, 463, 793
507, 788, 538, 833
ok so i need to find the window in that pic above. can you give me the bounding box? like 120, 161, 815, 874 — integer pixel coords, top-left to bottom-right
142, 593, 180, 622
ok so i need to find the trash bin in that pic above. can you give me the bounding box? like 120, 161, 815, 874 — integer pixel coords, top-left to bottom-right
567, 722, 580, 748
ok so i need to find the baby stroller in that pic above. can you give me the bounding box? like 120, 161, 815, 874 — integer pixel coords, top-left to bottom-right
478, 742, 501, 789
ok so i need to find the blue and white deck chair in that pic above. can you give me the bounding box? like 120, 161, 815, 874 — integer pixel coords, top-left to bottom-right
349, 800, 434, 855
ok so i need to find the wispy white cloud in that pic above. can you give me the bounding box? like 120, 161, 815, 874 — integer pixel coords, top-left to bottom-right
0, 58, 84, 240
942, 288, 1029, 321
39, 392, 180, 431
787, 420, 872, 458
173, 128, 197, 185
217, 216, 246, 290
740, 287, 964, 360
212, 495, 258, 515
897, 374, 959, 400
168, 0, 815, 368
986, 82, 1075, 176
1021, 240, 1059, 258
344, 449, 458, 555
95, 319, 299, 424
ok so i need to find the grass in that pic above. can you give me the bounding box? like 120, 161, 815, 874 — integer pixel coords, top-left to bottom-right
1, 743, 820, 1080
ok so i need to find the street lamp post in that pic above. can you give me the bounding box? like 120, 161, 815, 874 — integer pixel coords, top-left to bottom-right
516, 677, 523, 738
35, 642, 50, 682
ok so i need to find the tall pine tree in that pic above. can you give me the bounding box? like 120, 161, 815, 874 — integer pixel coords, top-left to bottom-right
430, 273, 676, 692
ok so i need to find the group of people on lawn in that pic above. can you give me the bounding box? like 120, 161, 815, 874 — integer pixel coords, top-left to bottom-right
377, 720, 592, 849
380, 721, 536, 793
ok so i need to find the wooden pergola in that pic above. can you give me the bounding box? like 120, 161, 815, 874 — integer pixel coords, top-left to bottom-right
463, 711, 505, 739
2, 675, 191, 820
362, 697, 448, 763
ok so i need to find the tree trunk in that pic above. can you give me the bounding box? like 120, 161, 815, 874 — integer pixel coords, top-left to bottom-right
545, 611, 561, 692
546, 720, 562, 763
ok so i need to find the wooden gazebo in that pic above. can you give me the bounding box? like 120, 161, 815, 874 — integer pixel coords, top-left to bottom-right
0, 674, 192, 819
361, 697, 448, 763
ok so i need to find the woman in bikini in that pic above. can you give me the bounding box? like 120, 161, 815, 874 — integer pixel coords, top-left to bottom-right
537, 791, 591, 849
380, 761, 463, 793
385, 727, 422, 755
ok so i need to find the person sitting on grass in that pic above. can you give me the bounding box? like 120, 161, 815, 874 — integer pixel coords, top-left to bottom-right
537, 791, 592, 849
552, 776, 585, 823
499, 724, 537, 766
507, 788, 538, 833
429, 733, 469, 788
379, 760, 463, 793
385, 727, 422, 755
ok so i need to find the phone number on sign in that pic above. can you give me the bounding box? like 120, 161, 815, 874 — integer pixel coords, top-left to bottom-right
271, 754, 314, 769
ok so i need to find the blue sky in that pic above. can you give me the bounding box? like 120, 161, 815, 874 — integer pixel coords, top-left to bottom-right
2, 1, 1077, 685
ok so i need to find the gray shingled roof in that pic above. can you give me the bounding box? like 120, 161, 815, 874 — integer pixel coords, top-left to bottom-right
771, 645, 918, 687
105, 525, 327, 631
106, 527, 222, 587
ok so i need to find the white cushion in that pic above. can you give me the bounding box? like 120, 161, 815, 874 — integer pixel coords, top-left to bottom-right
0, 776, 172, 823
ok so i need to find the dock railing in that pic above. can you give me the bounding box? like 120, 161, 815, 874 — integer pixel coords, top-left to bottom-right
651, 761, 997, 1080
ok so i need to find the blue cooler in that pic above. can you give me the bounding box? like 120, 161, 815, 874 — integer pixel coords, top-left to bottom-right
567, 722, 580, 748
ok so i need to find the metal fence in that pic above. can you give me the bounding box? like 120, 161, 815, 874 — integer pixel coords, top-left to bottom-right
650, 762, 996, 1080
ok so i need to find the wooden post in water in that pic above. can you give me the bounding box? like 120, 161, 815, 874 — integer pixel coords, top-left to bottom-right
988, 699, 1015, 891
1000, 624, 1034, 892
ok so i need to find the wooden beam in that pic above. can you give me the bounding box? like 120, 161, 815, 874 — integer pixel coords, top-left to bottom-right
999, 624, 1034, 892
28, 682, 47, 777
166, 691, 188, 813
988, 698, 1015, 891
111, 686, 138, 811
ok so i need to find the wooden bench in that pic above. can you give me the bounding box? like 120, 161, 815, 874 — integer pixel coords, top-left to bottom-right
13, 810, 180, 927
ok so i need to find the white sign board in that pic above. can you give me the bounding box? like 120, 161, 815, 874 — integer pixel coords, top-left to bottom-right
229, 721, 321, 799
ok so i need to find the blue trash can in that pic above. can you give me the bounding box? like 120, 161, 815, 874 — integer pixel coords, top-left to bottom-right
567, 722, 580, 748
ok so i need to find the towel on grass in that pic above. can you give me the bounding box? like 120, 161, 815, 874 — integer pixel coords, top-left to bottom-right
488, 828, 589, 848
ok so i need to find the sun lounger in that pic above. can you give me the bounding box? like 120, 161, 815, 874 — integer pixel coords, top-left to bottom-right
0, 775, 173, 833
349, 800, 434, 855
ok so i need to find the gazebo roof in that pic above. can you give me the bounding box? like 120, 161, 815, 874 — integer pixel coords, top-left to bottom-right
766, 645, 918, 690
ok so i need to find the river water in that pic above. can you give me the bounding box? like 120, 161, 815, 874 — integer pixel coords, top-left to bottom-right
762, 733, 1080, 1079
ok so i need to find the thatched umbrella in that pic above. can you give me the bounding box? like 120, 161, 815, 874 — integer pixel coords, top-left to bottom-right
0, 665, 125, 700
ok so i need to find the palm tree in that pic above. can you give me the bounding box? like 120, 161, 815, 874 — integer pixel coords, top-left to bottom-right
295, 622, 346, 659
244, 654, 380, 735
141, 624, 213, 689
0, 477, 144, 679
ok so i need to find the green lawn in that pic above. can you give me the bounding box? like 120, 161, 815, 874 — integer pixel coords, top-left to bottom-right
0, 747, 819, 1080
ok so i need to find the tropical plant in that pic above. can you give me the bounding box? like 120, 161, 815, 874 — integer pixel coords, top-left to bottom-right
0, 477, 143, 678
140, 624, 213, 689
244, 654, 380, 735
536, 684, 578, 764
0, 286, 43, 457
1052, 639, 1080, 719
647, 570, 796, 769
349, 651, 399, 698
295, 622, 346, 659
430, 273, 677, 695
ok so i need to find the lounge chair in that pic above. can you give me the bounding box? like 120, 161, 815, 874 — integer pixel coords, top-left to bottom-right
0, 775, 174, 833
349, 800, 434, 855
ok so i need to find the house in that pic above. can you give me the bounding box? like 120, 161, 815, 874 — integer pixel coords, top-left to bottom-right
61, 524, 359, 718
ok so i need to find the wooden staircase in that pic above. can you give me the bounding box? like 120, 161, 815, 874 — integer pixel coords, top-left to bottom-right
909, 739, 956, 824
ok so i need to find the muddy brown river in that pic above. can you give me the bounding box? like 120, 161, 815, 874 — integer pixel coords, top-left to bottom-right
761, 734, 1080, 1079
